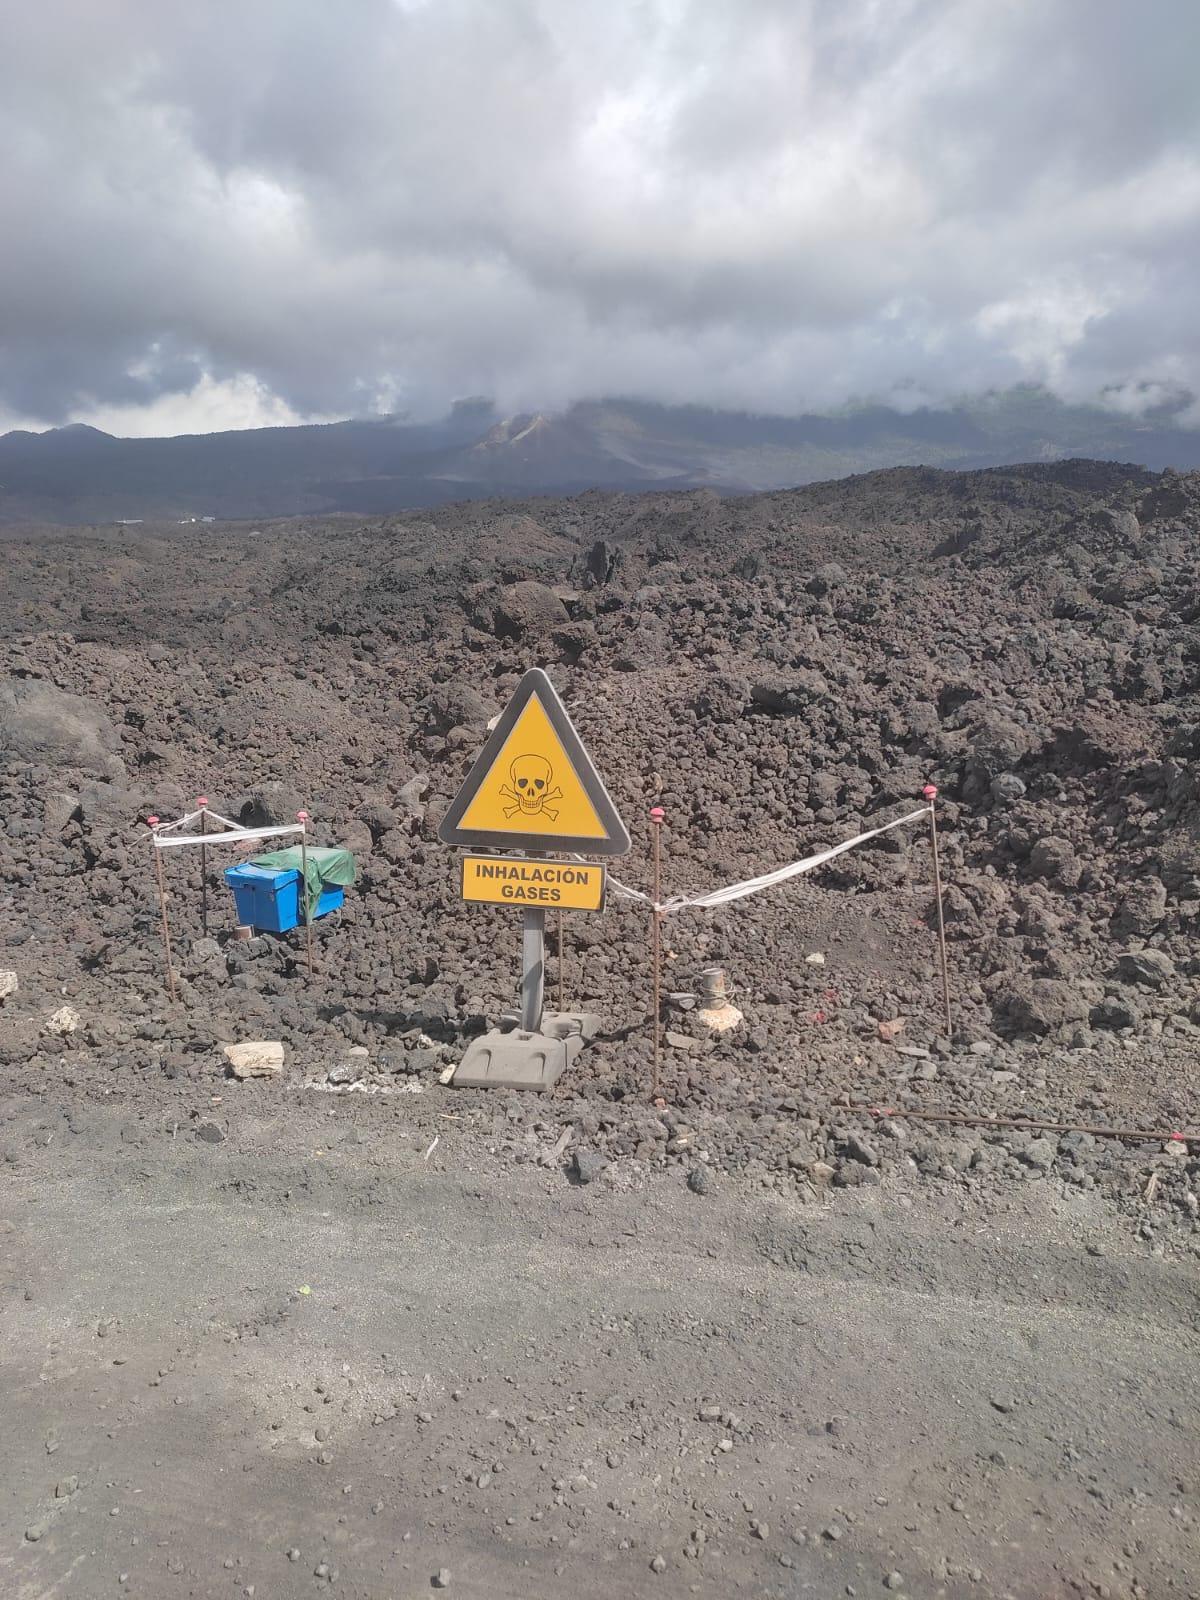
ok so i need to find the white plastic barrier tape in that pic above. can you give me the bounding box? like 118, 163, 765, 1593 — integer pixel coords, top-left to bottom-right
600, 806, 931, 913
197, 807, 241, 831
153, 822, 305, 850
152, 805, 242, 835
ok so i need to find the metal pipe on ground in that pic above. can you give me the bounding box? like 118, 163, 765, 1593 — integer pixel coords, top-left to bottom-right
696, 966, 743, 1033
843, 1099, 1196, 1146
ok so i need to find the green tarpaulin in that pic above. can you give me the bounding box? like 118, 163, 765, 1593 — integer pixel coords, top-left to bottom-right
250, 845, 357, 918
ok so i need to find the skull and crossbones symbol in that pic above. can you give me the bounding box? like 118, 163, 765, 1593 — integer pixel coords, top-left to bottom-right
500, 754, 563, 821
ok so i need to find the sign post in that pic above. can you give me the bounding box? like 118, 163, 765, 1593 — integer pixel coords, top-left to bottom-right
439, 668, 630, 1090
521, 905, 545, 1032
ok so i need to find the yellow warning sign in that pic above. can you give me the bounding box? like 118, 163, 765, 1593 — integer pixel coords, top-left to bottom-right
461, 855, 606, 910
439, 668, 631, 856
457, 695, 606, 839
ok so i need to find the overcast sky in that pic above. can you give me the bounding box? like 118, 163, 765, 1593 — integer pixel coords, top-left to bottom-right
3, 0, 1199, 436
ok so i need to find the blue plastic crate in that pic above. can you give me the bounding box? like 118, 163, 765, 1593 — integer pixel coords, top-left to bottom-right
223, 863, 343, 933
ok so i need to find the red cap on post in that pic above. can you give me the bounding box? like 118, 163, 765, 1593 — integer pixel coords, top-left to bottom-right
197, 796, 208, 807
147, 815, 159, 827
296, 809, 308, 822
649, 806, 665, 824
922, 784, 938, 800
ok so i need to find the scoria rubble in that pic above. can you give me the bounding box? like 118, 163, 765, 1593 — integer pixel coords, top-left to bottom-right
2, 459, 1199, 1215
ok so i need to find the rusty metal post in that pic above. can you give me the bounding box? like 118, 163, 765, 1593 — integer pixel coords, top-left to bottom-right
148, 818, 176, 1000
923, 784, 952, 1038
297, 809, 315, 977
197, 796, 209, 939
650, 806, 665, 1099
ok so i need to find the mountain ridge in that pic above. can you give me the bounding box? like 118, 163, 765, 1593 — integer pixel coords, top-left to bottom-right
2, 389, 1198, 524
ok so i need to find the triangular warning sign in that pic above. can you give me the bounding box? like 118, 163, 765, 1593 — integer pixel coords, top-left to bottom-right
439, 669, 631, 856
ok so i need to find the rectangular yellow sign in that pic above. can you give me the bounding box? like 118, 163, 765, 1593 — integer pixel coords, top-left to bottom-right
460, 855, 606, 911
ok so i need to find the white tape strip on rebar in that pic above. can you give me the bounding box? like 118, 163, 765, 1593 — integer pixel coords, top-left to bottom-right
153, 808, 207, 833
152, 806, 254, 835
600, 806, 931, 912
153, 822, 305, 850
197, 808, 242, 831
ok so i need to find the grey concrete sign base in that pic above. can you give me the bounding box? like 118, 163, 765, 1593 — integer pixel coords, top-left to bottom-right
451, 1011, 600, 1092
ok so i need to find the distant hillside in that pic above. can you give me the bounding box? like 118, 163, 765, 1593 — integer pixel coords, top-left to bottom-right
2, 388, 1198, 524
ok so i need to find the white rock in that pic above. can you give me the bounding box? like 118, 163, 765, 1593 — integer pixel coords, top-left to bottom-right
696, 1003, 744, 1034
0, 971, 18, 1000
45, 1004, 80, 1035
223, 1040, 284, 1079
805, 952, 826, 966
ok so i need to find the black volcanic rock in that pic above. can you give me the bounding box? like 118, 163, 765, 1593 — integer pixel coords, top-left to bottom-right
493, 581, 569, 641
4, 457, 1200, 1200
0, 679, 124, 779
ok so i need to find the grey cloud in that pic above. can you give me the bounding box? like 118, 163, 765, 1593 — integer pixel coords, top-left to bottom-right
1, 0, 1198, 429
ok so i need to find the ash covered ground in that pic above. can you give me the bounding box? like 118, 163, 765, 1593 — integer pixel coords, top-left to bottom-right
3, 461, 1200, 1599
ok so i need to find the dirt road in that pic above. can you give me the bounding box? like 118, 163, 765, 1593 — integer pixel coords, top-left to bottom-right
2, 1089, 1198, 1600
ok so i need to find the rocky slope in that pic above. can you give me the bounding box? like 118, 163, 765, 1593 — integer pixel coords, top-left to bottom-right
2, 460, 1199, 1220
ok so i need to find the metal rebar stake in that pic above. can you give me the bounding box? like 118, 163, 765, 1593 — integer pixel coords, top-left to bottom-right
923, 784, 953, 1038
650, 806, 664, 1098
297, 810, 315, 977
198, 796, 209, 939
148, 818, 176, 1000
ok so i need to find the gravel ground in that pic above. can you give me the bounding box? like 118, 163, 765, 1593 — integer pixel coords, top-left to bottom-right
2, 1086, 1199, 1600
